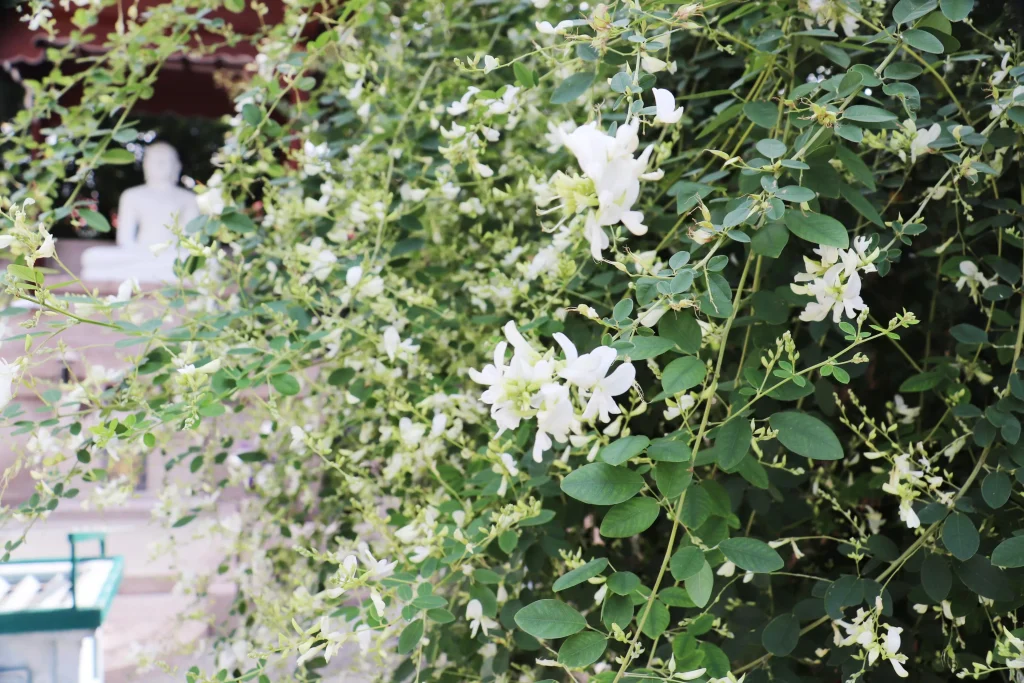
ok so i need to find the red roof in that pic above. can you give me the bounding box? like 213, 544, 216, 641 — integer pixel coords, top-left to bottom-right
0, 1, 295, 69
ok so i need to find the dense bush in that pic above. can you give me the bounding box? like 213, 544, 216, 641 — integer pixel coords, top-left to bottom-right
3, 0, 1024, 681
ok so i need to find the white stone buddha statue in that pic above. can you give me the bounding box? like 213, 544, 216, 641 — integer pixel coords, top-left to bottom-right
80, 142, 199, 283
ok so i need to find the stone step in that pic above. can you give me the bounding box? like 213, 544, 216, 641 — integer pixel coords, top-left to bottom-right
103, 586, 234, 682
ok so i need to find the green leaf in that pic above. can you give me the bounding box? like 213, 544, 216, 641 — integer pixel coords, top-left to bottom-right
662, 357, 707, 394
839, 184, 884, 227
714, 419, 751, 470
884, 62, 924, 80
659, 311, 702, 354
751, 221, 789, 258
956, 555, 1014, 601
553, 558, 609, 592
601, 497, 660, 538
942, 512, 979, 561
718, 537, 784, 573
769, 412, 844, 460
78, 209, 112, 233
557, 632, 607, 668
615, 336, 677, 361
172, 514, 196, 528
513, 62, 535, 88
222, 211, 256, 234
940, 0, 973, 21
743, 101, 778, 128
921, 554, 951, 601
602, 594, 633, 630
551, 72, 595, 104
903, 28, 944, 53
607, 571, 640, 595
427, 608, 456, 624
271, 374, 301, 396
836, 145, 877, 191
699, 273, 734, 319
899, 371, 943, 392
783, 210, 849, 248
982, 472, 1011, 508
224, 0, 245, 12
670, 546, 705, 581
640, 599, 670, 639
599, 436, 650, 466
684, 561, 714, 608
560, 463, 645, 505
991, 536, 1024, 568
514, 600, 587, 639
755, 139, 787, 159
775, 186, 815, 203
100, 148, 136, 165
893, 0, 938, 24
653, 461, 692, 500
950, 324, 987, 345
242, 103, 263, 126
843, 105, 898, 123
762, 613, 800, 656
398, 619, 423, 654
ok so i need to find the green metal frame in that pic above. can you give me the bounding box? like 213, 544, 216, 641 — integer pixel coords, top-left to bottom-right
0, 533, 123, 635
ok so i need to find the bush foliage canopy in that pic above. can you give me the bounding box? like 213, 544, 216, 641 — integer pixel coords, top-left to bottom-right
3, 0, 1024, 681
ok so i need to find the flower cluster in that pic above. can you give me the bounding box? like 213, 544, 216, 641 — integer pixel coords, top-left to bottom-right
833, 607, 909, 678
791, 237, 878, 323
535, 119, 663, 259
470, 321, 635, 460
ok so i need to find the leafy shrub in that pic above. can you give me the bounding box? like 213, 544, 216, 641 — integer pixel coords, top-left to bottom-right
3, 0, 1024, 681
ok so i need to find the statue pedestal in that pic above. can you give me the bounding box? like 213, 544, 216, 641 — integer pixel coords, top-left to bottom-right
52, 239, 177, 293
80, 245, 179, 285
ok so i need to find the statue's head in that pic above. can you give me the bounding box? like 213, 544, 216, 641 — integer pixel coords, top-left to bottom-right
142, 142, 182, 187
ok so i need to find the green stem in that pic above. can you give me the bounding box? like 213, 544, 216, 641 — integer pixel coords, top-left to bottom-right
611, 251, 753, 683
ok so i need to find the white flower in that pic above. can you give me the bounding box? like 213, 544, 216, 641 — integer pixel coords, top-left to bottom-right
532, 382, 574, 461
652, 88, 685, 124
34, 230, 56, 261
907, 122, 940, 164
802, 0, 858, 37
641, 55, 668, 73
992, 51, 1012, 86
0, 235, 14, 249
470, 322, 553, 434
482, 55, 500, 73
358, 542, 397, 579
354, 625, 373, 654
0, 359, 20, 410
197, 173, 226, 215
536, 19, 574, 34
382, 326, 420, 363
561, 119, 659, 258
675, 670, 707, 681
956, 260, 997, 302
370, 589, 386, 616
893, 394, 920, 425
556, 335, 635, 423
346, 265, 363, 287
466, 599, 498, 638
27, 8, 52, 30
638, 302, 670, 328
991, 84, 1024, 118
797, 265, 867, 323
112, 278, 138, 303
446, 87, 480, 116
